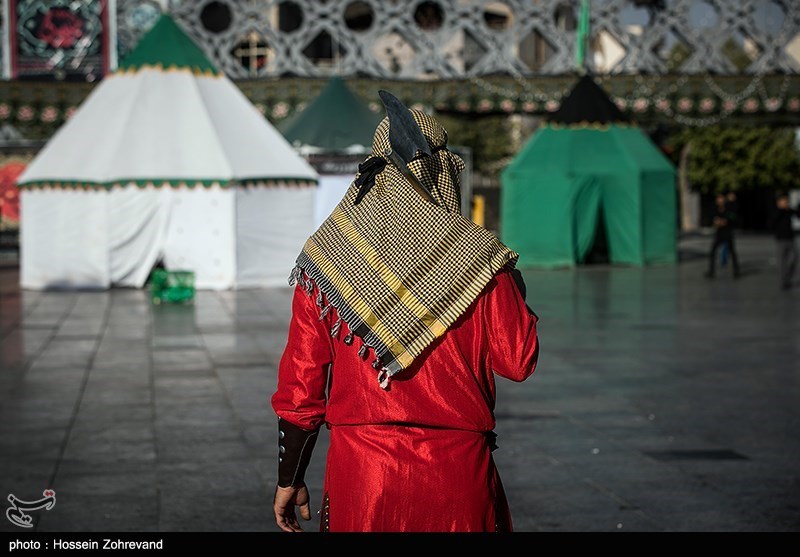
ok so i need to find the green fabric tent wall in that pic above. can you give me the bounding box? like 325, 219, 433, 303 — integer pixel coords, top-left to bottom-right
500, 75, 677, 268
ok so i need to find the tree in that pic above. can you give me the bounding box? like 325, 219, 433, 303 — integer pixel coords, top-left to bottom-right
435, 113, 515, 176
669, 126, 800, 194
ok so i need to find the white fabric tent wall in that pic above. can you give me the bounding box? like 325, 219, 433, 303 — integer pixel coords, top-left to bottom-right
108, 187, 172, 288
314, 175, 353, 228
236, 185, 316, 288
20, 189, 110, 289
162, 186, 237, 290
21, 183, 315, 291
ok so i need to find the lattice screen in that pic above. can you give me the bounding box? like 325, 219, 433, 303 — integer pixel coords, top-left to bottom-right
107, 0, 800, 79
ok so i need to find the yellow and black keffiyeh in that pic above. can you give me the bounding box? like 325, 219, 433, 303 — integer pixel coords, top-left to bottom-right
290, 108, 518, 388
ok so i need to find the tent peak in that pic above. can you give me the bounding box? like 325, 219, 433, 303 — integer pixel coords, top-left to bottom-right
549, 74, 630, 126
280, 76, 382, 153
118, 14, 220, 76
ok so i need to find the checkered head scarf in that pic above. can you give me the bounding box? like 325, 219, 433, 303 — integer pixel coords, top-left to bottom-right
290, 108, 518, 389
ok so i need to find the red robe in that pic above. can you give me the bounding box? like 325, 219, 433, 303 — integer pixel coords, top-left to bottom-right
271, 268, 539, 532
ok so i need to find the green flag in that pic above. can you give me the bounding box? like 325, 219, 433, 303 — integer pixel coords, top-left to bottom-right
576, 0, 590, 70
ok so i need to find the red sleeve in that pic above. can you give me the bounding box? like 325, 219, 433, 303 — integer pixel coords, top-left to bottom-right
271, 282, 333, 430
484, 268, 539, 382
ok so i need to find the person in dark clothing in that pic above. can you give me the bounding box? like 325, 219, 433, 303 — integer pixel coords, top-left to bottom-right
705, 192, 740, 279
719, 191, 738, 267
769, 193, 800, 290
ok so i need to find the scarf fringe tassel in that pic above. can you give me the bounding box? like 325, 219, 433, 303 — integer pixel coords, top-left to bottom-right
291, 265, 394, 389
330, 316, 342, 338
377, 368, 393, 390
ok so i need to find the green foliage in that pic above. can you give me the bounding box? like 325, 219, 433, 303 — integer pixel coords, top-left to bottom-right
669, 126, 800, 194
666, 41, 691, 71
720, 37, 753, 72
434, 113, 515, 175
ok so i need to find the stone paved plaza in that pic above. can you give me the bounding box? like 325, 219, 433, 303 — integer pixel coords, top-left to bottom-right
1, 232, 798, 532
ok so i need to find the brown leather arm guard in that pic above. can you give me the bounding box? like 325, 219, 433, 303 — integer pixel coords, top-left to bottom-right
277, 418, 320, 488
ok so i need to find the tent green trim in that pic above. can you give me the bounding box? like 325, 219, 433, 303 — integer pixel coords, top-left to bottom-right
118, 14, 221, 76
500, 76, 677, 268
17, 178, 317, 190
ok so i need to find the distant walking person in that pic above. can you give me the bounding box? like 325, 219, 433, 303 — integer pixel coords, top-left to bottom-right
769, 192, 800, 290
705, 192, 740, 279
719, 191, 738, 268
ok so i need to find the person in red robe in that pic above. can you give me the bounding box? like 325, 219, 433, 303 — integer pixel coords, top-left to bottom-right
271, 99, 539, 532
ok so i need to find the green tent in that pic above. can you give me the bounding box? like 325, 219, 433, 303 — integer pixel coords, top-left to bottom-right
500, 75, 677, 268
279, 76, 382, 153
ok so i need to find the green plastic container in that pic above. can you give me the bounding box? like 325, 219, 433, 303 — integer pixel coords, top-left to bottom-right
150, 269, 195, 305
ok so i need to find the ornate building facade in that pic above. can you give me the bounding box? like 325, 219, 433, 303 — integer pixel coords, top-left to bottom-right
0, 0, 798, 133
8, 0, 790, 80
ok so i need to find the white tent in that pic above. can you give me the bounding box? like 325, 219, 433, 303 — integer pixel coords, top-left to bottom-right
17, 15, 318, 290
